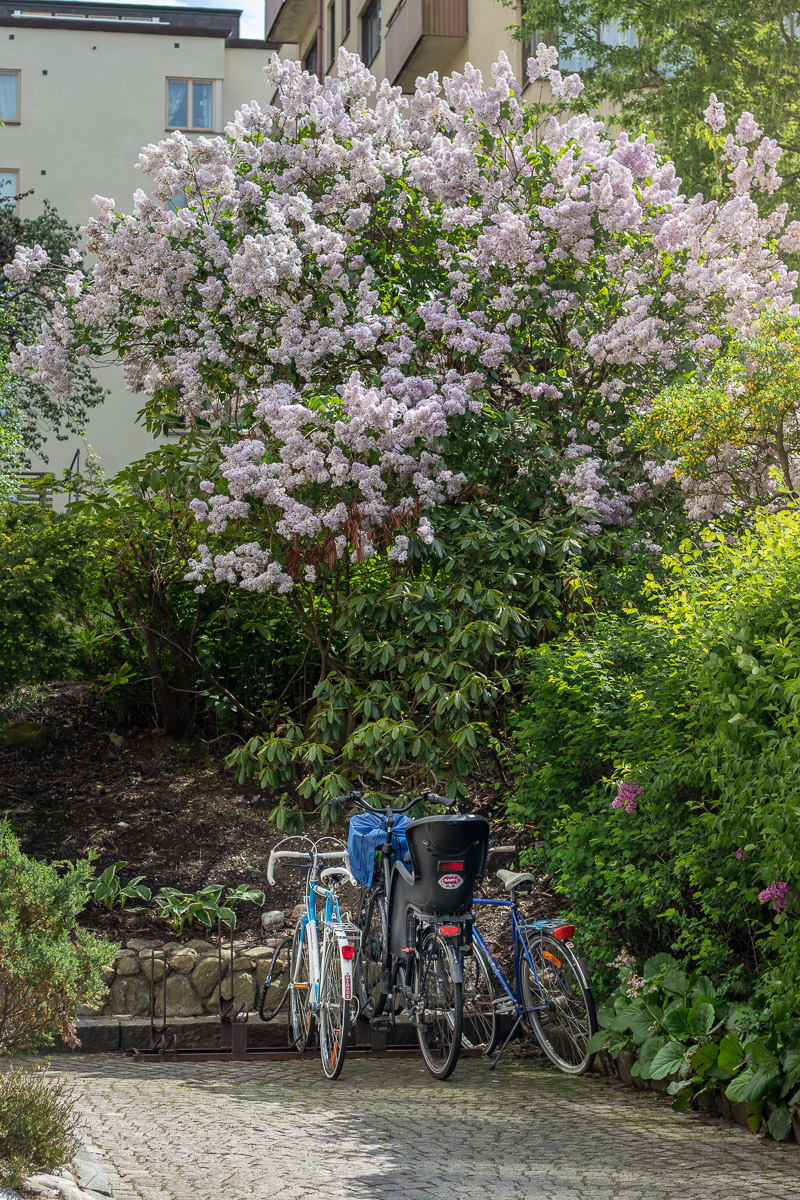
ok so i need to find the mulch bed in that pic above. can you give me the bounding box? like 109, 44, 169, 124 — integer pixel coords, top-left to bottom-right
0, 683, 566, 950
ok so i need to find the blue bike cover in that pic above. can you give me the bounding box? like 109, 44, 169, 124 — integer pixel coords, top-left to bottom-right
347, 811, 412, 887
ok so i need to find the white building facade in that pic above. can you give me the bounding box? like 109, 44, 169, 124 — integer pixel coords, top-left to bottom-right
0, 1, 276, 481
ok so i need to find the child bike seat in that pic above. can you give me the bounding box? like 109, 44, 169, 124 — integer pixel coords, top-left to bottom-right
496, 869, 536, 892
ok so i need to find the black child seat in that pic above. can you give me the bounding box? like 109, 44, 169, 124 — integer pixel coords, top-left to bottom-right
387, 814, 490, 956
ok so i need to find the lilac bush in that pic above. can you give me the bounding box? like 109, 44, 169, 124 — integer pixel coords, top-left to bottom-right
8, 46, 800, 805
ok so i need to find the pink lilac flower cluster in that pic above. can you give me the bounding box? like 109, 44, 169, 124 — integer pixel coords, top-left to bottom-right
7, 45, 800, 589
612, 780, 643, 812
758, 879, 791, 911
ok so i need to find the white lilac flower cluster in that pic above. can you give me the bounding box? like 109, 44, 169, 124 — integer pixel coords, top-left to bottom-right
7, 46, 800, 586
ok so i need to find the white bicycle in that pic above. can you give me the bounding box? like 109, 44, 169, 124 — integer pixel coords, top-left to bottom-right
267, 835, 360, 1080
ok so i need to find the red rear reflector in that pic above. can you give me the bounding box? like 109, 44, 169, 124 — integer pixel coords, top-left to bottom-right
439, 925, 460, 936
552, 925, 575, 941
341, 945, 355, 960
439, 861, 464, 871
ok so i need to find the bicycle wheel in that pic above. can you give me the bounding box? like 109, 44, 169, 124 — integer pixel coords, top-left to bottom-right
318, 932, 350, 1080
258, 935, 292, 1022
413, 928, 463, 1080
521, 933, 597, 1074
289, 917, 315, 1051
461, 944, 497, 1054
356, 889, 386, 1017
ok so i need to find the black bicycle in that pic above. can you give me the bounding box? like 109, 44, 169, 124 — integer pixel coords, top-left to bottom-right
334, 789, 489, 1080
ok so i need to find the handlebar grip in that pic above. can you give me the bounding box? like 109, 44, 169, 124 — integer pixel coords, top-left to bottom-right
330, 789, 362, 807
427, 792, 456, 807
267, 854, 276, 886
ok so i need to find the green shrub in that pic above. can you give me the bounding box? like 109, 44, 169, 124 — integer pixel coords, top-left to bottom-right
0, 1065, 80, 1189
512, 509, 800, 1025
0, 822, 115, 1055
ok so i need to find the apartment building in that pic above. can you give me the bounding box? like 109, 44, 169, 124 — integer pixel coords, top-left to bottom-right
0, 1, 276, 484
265, 1, 525, 94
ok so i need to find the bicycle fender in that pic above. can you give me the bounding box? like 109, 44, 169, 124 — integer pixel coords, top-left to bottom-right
445, 942, 464, 985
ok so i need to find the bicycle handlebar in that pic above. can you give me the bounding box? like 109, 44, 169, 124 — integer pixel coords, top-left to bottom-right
332, 789, 456, 815
267, 848, 349, 886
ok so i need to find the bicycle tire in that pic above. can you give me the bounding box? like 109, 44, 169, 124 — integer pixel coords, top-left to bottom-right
461, 943, 498, 1054
413, 928, 463, 1080
289, 917, 315, 1051
356, 888, 387, 1018
258, 935, 292, 1022
318, 931, 350, 1080
521, 933, 597, 1074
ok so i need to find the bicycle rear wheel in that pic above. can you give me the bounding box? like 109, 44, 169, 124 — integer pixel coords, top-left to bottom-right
414, 929, 463, 1080
356, 888, 386, 1017
521, 933, 596, 1074
461, 944, 497, 1054
258, 935, 292, 1022
289, 918, 315, 1051
318, 932, 350, 1080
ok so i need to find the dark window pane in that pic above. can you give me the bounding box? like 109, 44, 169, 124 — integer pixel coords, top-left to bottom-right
193, 80, 212, 129
0, 72, 18, 121
167, 79, 188, 127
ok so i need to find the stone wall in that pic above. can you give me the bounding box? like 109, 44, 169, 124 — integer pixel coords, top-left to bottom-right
95, 938, 287, 1018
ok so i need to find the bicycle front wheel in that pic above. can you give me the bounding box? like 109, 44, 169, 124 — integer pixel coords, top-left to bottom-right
521, 933, 596, 1074
289, 918, 315, 1051
258, 935, 292, 1022
461, 944, 497, 1054
318, 932, 350, 1080
414, 929, 463, 1080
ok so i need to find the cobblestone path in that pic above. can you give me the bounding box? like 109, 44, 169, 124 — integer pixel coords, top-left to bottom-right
50, 1054, 800, 1200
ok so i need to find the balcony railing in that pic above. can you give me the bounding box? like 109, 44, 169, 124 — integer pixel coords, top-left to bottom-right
265, 0, 317, 44
385, 0, 467, 90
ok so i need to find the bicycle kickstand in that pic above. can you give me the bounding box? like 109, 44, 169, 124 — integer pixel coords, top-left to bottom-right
490, 1011, 526, 1070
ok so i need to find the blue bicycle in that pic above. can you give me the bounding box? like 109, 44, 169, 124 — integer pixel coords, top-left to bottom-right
461, 854, 597, 1074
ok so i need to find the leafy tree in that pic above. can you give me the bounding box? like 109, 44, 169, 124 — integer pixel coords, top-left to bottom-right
509, 2, 800, 211
634, 311, 800, 518
9, 50, 798, 814
0, 310, 23, 499
0, 200, 105, 459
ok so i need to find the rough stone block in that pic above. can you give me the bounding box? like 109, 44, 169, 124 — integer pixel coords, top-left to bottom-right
167, 948, 197, 974
192, 955, 225, 998
114, 954, 141, 977
103, 975, 150, 1017
261, 909, 286, 932
0, 721, 53, 752
139, 956, 166, 982
153, 974, 204, 1018
205, 972, 256, 1014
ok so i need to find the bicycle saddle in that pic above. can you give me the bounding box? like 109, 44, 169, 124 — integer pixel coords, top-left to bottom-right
496, 869, 536, 892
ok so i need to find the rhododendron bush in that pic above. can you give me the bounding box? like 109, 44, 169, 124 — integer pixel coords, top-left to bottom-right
9, 46, 800, 811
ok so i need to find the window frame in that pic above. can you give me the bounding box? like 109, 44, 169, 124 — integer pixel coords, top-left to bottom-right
0, 68, 20, 124
344, 0, 351, 37
0, 167, 19, 213
361, 0, 381, 66
165, 77, 216, 132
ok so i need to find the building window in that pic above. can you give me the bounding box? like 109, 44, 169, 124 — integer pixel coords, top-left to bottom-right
168, 190, 188, 212
344, 0, 350, 36
304, 37, 318, 77
0, 168, 18, 211
361, 0, 380, 65
523, 18, 636, 76
328, 0, 336, 67
0, 70, 19, 122
166, 78, 214, 131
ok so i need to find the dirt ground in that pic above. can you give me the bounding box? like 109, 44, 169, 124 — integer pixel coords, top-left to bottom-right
0, 682, 562, 948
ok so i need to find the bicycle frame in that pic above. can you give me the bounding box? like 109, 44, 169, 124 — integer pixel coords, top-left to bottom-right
471, 898, 549, 1017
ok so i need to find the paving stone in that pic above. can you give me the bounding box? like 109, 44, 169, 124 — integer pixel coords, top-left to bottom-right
44, 1054, 800, 1200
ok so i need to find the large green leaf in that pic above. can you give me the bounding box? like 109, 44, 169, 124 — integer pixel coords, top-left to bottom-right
689, 1002, 715, 1039
767, 1103, 793, 1141
649, 1041, 686, 1079
717, 1031, 745, 1072
643, 952, 678, 980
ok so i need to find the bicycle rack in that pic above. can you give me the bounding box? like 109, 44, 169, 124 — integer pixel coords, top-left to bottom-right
128, 924, 478, 1064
